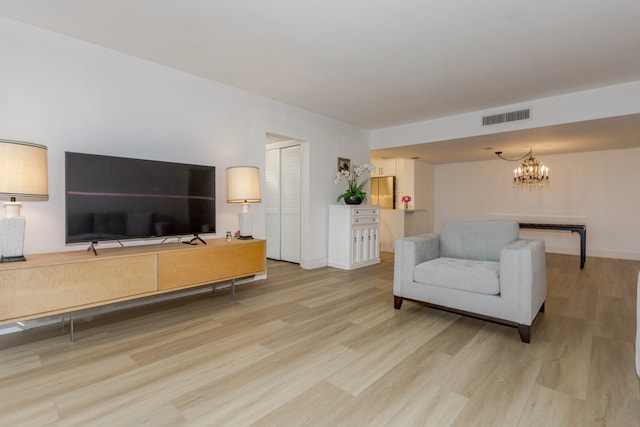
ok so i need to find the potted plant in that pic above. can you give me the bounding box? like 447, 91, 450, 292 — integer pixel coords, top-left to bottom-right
335, 163, 376, 204
401, 195, 412, 209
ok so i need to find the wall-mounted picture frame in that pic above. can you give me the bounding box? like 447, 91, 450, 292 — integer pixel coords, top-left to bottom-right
337, 157, 350, 173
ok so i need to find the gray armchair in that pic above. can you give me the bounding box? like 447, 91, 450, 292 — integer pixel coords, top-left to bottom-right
393, 220, 547, 342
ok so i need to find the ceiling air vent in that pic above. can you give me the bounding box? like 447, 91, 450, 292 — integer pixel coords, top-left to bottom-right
482, 108, 530, 126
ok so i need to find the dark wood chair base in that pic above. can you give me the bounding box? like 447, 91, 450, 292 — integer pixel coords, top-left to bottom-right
393, 295, 543, 344
394, 295, 403, 309
517, 324, 531, 343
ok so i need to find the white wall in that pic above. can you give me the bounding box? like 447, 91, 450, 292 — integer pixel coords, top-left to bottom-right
435, 148, 640, 260
0, 18, 370, 268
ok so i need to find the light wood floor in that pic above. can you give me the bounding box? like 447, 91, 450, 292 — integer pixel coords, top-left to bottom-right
1, 253, 639, 426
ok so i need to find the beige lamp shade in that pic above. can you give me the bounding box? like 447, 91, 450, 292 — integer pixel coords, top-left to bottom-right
0, 139, 49, 200
0, 139, 48, 262
226, 166, 261, 203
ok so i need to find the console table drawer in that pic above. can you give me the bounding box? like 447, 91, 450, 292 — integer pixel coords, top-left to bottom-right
158, 240, 266, 290
0, 254, 157, 321
352, 216, 379, 225
352, 207, 379, 217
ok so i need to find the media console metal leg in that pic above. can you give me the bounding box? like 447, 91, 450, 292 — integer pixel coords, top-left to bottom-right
231, 279, 236, 301
70, 312, 74, 342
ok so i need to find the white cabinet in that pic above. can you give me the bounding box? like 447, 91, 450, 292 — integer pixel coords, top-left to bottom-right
328, 205, 380, 270
370, 157, 396, 177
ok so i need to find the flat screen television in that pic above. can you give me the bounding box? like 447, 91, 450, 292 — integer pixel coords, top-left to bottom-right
65, 152, 215, 244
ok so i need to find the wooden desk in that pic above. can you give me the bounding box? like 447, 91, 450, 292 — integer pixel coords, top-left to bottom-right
519, 223, 586, 268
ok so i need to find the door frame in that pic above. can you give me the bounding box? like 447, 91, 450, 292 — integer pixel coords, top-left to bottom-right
265, 133, 306, 265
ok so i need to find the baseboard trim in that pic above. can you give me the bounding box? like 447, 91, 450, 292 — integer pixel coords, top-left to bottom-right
300, 257, 327, 270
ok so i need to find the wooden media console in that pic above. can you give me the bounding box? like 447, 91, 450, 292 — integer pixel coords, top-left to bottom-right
0, 238, 266, 339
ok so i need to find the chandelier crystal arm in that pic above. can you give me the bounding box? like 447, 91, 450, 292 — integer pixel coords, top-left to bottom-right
494, 149, 532, 161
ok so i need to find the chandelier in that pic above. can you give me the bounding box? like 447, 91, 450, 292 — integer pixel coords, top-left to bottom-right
495, 149, 549, 190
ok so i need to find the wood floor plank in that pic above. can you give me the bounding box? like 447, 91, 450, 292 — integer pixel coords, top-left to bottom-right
429, 322, 517, 399
296, 278, 386, 309
250, 381, 355, 427
332, 344, 466, 426
536, 314, 593, 400
450, 329, 549, 427
176, 344, 361, 425
390, 384, 469, 427
594, 294, 636, 342
519, 384, 586, 427
0, 399, 59, 427
584, 336, 640, 426
278, 289, 387, 328
0, 354, 138, 424
343, 295, 398, 328
424, 316, 485, 356
0, 350, 41, 379
563, 280, 598, 321
265, 340, 460, 427
128, 319, 288, 366
59, 399, 186, 427
598, 258, 638, 299
547, 270, 578, 299
258, 318, 367, 354
326, 308, 455, 396
54, 342, 274, 424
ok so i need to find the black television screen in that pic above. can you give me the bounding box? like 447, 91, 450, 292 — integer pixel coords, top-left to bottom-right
65, 152, 215, 244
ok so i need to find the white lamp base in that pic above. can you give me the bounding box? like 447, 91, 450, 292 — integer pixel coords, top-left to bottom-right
1, 201, 26, 262
1, 216, 26, 262
237, 203, 254, 239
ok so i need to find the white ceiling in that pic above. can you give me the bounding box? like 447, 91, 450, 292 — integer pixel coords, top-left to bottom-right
1, 0, 640, 162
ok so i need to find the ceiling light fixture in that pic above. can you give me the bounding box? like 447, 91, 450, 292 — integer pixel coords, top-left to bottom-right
495, 149, 549, 190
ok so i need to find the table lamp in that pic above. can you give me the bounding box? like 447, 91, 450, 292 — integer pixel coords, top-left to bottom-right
0, 139, 49, 262
226, 166, 261, 239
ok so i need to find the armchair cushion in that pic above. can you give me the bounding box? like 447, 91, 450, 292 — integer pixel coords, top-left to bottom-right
413, 257, 500, 295
440, 220, 519, 261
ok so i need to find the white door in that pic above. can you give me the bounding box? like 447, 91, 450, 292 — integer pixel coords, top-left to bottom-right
265, 149, 281, 259
265, 143, 301, 263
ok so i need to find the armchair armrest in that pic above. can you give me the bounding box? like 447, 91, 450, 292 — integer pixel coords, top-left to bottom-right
393, 234, 440, 293
499, 239, 547, 323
